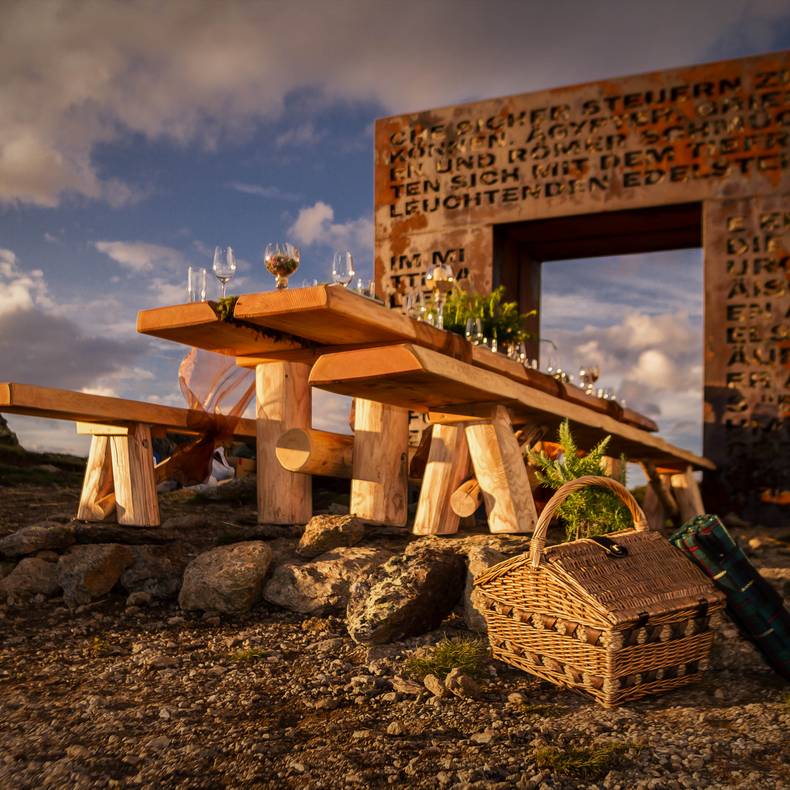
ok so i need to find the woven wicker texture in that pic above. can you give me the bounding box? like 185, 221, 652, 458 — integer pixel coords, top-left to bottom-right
475, 476, 725, 706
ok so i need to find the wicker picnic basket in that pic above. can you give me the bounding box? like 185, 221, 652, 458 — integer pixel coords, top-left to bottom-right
475, 475, 725, 706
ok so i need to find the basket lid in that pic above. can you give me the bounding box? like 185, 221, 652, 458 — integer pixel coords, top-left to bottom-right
542, 530, 724, 626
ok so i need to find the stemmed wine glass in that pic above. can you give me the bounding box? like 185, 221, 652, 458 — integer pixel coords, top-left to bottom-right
424, 262, 454, 329
332, 251, 355, 287
264, 243, 300, 289
212, 246, 237, 298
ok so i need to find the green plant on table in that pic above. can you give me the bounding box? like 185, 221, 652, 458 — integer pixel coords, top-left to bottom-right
213, 296, 239, 322
440, 285, 536, 345
528, 419, 631, 542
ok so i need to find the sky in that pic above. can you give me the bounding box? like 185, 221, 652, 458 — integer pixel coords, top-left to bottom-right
1, 0, 788, 457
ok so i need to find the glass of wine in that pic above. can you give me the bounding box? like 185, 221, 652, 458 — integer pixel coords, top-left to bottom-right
424, 262, 454, 329
264, 243, 300, 289
332, 251, 355, 287
212, 246, 236, 298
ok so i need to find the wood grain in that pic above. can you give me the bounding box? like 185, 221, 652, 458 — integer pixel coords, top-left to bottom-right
465, 406, 537, 534
109, 424, 159, 527
0, 382, 256, 437
256, 362, 312, 525
413, 423, 470, 535
77, 435, 116, 521
308, 344, 714, 470
275, 428, 354, 477
350, 399, 409, 526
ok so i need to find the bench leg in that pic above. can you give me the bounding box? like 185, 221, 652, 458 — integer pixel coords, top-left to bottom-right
670, 466, 705, 523
110, 424, 160, 527
256, 361, 312, 524
351, 399, 409, 526
77, 435, 116, 521
413, 423, 470, 535
464, 406, 537, 534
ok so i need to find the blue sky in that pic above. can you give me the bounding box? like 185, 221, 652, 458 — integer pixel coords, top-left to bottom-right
1, 0, 788, 456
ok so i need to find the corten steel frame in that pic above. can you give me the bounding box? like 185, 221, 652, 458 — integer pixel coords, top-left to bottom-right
374, 51, 790, 524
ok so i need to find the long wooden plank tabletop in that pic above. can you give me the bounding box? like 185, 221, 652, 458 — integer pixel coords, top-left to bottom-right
0, 382, 256, 437
136, 286, 658, 432
307, 344, 713, 471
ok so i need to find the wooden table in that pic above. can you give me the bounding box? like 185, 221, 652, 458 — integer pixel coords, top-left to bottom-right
138, 285, 712, 533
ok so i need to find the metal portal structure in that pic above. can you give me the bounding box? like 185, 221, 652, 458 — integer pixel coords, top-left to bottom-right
374, 51, 789, 523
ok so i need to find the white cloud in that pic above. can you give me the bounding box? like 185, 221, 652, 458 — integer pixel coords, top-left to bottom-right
93, 240, 187, 273
226, 181, 300, 200
0, 248, 53, 315
289, 201, 373, 256
0, 0, 785, 207
275, 122, 324, 149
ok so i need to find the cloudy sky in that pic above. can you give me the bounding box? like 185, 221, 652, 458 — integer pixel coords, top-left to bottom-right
1, 0, 788, 458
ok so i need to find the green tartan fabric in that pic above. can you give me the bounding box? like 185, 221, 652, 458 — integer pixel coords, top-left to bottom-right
670, 514, 790, 681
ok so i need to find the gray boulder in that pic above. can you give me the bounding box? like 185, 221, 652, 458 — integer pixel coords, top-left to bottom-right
0, 522, 75, 558
0, 414, 19, 447
120, 543, 197, 600
346, 544, 465, 644
464, 544, 506, 633
179, 541, 272, 614
57, 544, 135, 608
0, 557, 60, 604
296, 515, 365, 559
264, 547, 391, 614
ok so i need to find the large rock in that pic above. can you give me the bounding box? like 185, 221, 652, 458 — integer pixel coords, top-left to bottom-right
120, 543, 197, 600
0, 522, 76, 558
264, 547, 391, 614
178, 541, 272, 614
346, 544, 465, 644
0, 414, 19, 447
57, 544, 135, 608
296, 515, 365, 559
464, 545, 506, 633
0, 557, 60, 604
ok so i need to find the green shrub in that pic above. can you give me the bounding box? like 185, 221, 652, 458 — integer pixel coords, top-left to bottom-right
528, 420, 632, 541
405, 636, 489, 680
534, 741, 637, 780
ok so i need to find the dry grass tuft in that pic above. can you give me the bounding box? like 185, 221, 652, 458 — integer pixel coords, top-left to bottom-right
405, 636, 489, 680
534, 741, 637, 780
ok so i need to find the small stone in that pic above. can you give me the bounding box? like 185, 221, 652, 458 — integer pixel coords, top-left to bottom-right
65, 744, 91, 760
470, 728, 494, 744
381, 691, 399, 703
147, 736, 170, 751
167, 616, 185, 625
507, 692, 527, 705
444, 667, 481, 699
126, 591, 153, 608
296, 514, 365, 558
158, 707, 171, 720
391, 677, 422, 696
0, 556, 60, 604
352, 729, 372, 740
386, 721, 405, 736
747, 537, 764, 551
423, 673, 446, 698
147, 654, 178, 670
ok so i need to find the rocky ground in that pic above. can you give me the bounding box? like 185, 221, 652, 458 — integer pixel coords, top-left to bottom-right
0, 477, 789, 789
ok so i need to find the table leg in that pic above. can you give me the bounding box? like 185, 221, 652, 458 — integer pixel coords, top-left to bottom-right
256, 361, 312, 524
77, 434, 116, 521
465, 406, 537, 534
109, 424, 160, 526
670, 466, 705, 523
413, 423, 470, 535
350, 399, 408, 526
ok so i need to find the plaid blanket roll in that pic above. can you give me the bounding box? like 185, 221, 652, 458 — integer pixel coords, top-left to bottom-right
670, 514, 790, 681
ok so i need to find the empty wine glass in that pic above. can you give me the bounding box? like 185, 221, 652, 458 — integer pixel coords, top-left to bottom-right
187, 266, 207, 302
332, 251, 355, 287
474, 318, 484, 346
212, 246, 236, 298
465, 318, 474, 342
264, 243, 300, 289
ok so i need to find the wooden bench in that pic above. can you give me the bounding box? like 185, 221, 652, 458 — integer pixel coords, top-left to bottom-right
0, 382, 255, 527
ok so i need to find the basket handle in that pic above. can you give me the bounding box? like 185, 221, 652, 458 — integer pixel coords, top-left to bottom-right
529, 475, 648, 569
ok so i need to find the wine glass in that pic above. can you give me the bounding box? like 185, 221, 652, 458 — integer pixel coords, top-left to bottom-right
332, 251, 355, 287
212, 246, 236, 298
424, 262, 454, 329
264, 243, 300, 290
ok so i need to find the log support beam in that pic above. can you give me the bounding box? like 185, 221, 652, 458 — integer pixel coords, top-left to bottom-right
256, 361, 312, 525
350, 399, 409, 526
413, 423, 470, 535
275, 428, 354, 477
464, 405, 537, 534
